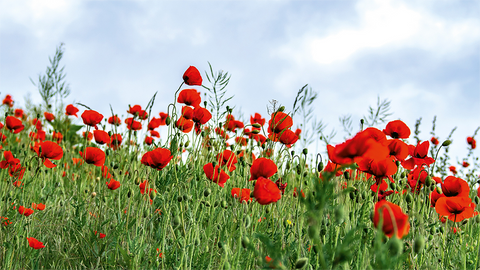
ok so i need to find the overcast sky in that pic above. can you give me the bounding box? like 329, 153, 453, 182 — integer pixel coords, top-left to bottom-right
1, 0, 479, 164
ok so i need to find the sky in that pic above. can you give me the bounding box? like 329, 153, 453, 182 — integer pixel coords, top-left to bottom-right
0, 0, 479, 165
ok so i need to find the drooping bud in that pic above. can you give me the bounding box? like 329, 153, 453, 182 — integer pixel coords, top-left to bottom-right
241, 236, 250, 249
165, 116, 171, 126
406, 193, 413, 204
295, 258, 309, 269
252, 123, 261, 128
278, 106, 285, 112
413, 235, 425, 253
302, 148, 308, 155
388, 237, 403, 256
252, 129, 260, 134
442, 140, 452, 147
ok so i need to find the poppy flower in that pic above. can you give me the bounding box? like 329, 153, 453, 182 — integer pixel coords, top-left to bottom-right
127, 105, 143, 115
27, 237, 45, 249
183, 66, 203, 86
141, 148, 173, 170
32, 203, 46, 211
431, 137, 439, 146
250, 113, 265, 126
1, 217, 12, 226
175, 116, 194, 133
80, 147, 106, 167
383, 120, 411, 139
65, 104, 79, 117
435, 196, 474, 222
203, 163, 229, 187
6, 116, 24, 134
139, 180, 157, 195
401, 141, 435, 170
268, 112, 293, 134
321, 161, 343, 178
231, 188, 252, 203
462, 161, 470, 168
3, 94, 13, 107
145, 136, 154, 145
94, 130, 110, 145
177, 89, 201, 108
216, 150, 238, 172
192, 107, 212, 125
253, 177, 281, 205
224, 114, 244, 132
250, 158, 277, 181
109, 134, 123, 150
147, 117, 163, 130
467, 137, 476, 149
81, 110, 104, 129
293, 187, 305, 198
441, 176, 470, 198
14, 108, 24, 118
387, 139, 409, 161
52, 131, 63, 143
18, 206, 34, 217
430, 188, 445, 207
83, 131, 93, 141
449, 166, 457, 175
35, 141, 64, 168
158, 112, 168, 125
373, 200, 410, 238
357, 157, 397, 181
0, 151, 20, 169
181, 106, 194, 119
108, 115, 121, 126
125, 118, 142, 131
275, 179, 287, 194
94, 231, 106, 238
150, 130, 160, 138
106, 179, 121, 190
44, 112, 55, 122
277, 129, 299, 147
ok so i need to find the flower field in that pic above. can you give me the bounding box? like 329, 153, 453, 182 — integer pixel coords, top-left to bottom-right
1, 49, 480, 269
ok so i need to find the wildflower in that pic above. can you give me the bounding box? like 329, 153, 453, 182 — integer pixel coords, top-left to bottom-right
467, 137, 476, 149
14, 108, 24, 118
18, 206, 34, 217
192, 107, 212, 125
401, 141, 435, 170
250, 158, 277, 181
183, 66, 203, 86
231, 188, 252, 203
141, 148, 173, 170
80, 147, 106, 167
449, 166, 457, 175
216, 150, 238, 172
109, 134, 123, 150
44, 112, 55, 122
106, 179, 121, 190
3, 94, 13, 107
32, 203, 46, 211
441, 176, 470, 198
52, 131, 63, 143
94, 231, 106, 238
81, 110, 103, 129
435, 196, 474, 222
125, 118, 142, 131
156, 248, 163, 258
145, 136, 154, 145
462, 161, 470, 168
431, 137, 439, 145
268, 111, 293, 134
108, 115, 121, 126
83, 131, 93, 141
382, 120, 411, 139
250, 113, 265, 126
158, 112, 169, 125
35, 141, 64, 168
6, 116, 24, 134
175, 116, 194, 133
203, 163, 229, 188
253, 177, 281, 205
27, 237, 45, 249
1, 217, 12, 226
93, 130, 110, 145
177, 89, 201, 108
387, 139, 409, 161
65, 104, 79, 117
293, 187, 305, 198
373, 200, 410, 238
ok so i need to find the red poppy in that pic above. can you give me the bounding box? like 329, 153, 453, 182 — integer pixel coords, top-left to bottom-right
252, 134, 267, 145
401, 141, 435, 170
108, 115, 121, 126
0, 151, 20, 169
139, 180, 157, 195
462, 161, 470, 168
148, 117, 162, 130
44, 112, 55, 122
80, 147, 106, 167
81, 110, 104, 128
83, 131, 93, 141
435, 196, 474, 222
125, 118, 142, 131
431, 137, 439, 145
177, 89, 201, 108
65, 104, 79, 117
441, 176, 470, 198
181, 106, 194, 119
14, 108, 24, 118
110, 134, 123, 150
231, 188, 252, 203
35, 141, 64, 168
357, 157, 397, 180
6, 116, 24, 134
406, 166, 429, 189
224, 114, 244, 132
94, 130, 110, 145
430, 189, 445, 207
27, 237, 45, 249
449, 166, 457, 175
373, 200, 410, 238
127, 105, 143, 115
192, 107, 212, 125
52, 131, 63, 143
106, 179, 121, 190
253, 177, 281, 205
32, 203, 46, 211
203, 163, 229, 187
175, 116, 194, 133
158, 112, 168, 125
383, 120, 411, 139
183, 66, 203, 86
18, 206, 34, 217
141, 148, 173, 170
150, 130, 160, 138
387, 139, 409, 161
3, 94, 13, 107
94, 231, 106, 238
293, 187, 305, 198
216, 150, 238, 172
277, 129, 299, 147
321, 161, 343, 178
145, 136, 154, 145
467, 137, 476, 149
268, 112, 293, 134
250, 158, 277, 181
250, 113, 265, 126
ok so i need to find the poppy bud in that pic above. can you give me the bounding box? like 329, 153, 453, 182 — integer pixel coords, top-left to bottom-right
388, 237, 403, 256
400, 172, 406, 178
406, 193, 413, 204
439, 227, 445, 233
217, 241, 223, 249
204, 188, 211, 197
291, 150, 295, 156
344, 171, 350, 180
252, 129, 260, 134
317, 161, 324, 172
424, 176, 432, 187
221, 200, 227, 208
165, 116, 171, 126
302, 148, 308, 155
241, 236, 250, 249
149, 191, 156, 200
436, 186, 442, 194
475, 196, 480, 204
252, 123, 261, 128
442, 140, 451, 147
295, 258, 309, 269
184, 141, 190, 147
430, 227, 436, 235
389, 182, 396, 190
360, 119, 364, 125
278, 106, 285, 112
413, 235, 424, 253
173, 215, 181, 227
244, 215, 251, 228
475, 215, 480, 224
177, 196, 183, 202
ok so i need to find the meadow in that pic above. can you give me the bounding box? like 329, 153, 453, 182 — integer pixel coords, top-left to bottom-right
1, 46, 479, 269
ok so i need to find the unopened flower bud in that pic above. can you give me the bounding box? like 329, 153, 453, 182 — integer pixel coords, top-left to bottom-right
295, 258, 309, 269
317, 161, 324, 172
406, 193, 413, 204
278, 106, 285, 112
436, 186, 443, 194
414, 235, 425, 253
302, 148, 308, 155
442, 140, 452, 147
251, 129, 260, 134
252, 123, 261, 128
241, 236, 250, 249
204, 188, 212, 197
